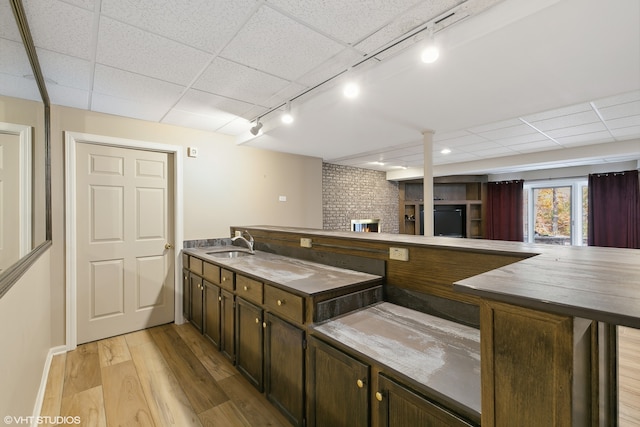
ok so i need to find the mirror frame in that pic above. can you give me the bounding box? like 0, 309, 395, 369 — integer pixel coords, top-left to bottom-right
0, 0, 52, 299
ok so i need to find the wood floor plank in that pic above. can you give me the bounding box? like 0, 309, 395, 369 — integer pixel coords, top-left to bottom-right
101, 360, 154, 426
174, 323, 236, 382
218, 374, 291, 427
125, 329, 154, 348
60, 385, 107, 427
98, 335, 132, 367
130, 340, 202, 426
150, 324, 230, 414
39, 353, 66, 426
63, 342, 101, 397
198, 400, 252, 427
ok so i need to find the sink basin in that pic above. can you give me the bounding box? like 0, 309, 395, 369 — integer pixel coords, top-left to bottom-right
207, 250, 253, 258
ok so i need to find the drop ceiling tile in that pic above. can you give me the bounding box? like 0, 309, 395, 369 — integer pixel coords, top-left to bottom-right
477, 123, 538, 140
521, 102, 591, 122
554, 131, 613, 147
101, 0, 257, 54
64, 0, 96, 11
597, 100, 640, 121
0, 38, 32, 76
545, 122, 608, 139
528, 110, 601, 132
508, 139, 561, 153
434, 130, 473, 141
36, 49, 92, 90
611, 125, 640, 139
593, 90, 640, 108
295, 48, 363, 88
0, 1, 21, 41
267, 0, 422, 44
221, 6, 344, 81
176, 89, 266, 119
436, 133, 487, 147
96, 17, 212, 86
467, 118, 523, 133
0, 73, 41, 101
47, 85, 90, 109
91, 92, 169, 122
217, 117, 253, 135
493, 132, 551, 146
23, 0, 95, 59
605, 115, 640, 130
472, 146, 518, 158
162, 108, 237, 132
93, 65, 185, 106
194, 57, 292, 105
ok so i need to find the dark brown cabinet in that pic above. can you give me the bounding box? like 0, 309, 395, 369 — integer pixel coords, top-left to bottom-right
265, 312, 305, 427
203, 280, 221, 348
306, 336, 369, 427
236, 297, 264, 391
182, 268, 190, 321
378, 374, 474, 427
220, 288, 235, 363
190, 273, 204, 332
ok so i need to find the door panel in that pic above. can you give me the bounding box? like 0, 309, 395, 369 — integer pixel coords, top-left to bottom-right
77, 142, 174, 344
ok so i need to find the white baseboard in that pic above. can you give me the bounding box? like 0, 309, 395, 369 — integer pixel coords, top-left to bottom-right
31, 345, 67, 426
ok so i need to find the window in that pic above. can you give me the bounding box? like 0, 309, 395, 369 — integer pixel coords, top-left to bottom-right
524, 179, 588, 246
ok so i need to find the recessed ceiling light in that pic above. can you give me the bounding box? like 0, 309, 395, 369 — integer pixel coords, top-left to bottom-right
370, 161, 385, 166
440, 148, 451, 154
343, 82, 360, 99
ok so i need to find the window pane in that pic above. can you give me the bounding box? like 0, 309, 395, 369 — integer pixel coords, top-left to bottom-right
533, 186, 572, 245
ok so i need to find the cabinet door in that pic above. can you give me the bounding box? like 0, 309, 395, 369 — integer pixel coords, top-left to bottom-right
182, 268, 190, 321
377, 374, 476, 427
307, 336, 369, 427
190, 274, 203, 332
203, 280, 221, 348
220, 289, 235, 363
265, 313, 305, 427
236, 297, 264, 391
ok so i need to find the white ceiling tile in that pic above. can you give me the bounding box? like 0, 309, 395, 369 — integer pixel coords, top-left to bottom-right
521, 102, 591, 122
91, 92, 168, 121
176, 89, 265, 119
545, 122, 607, 139
593, 90, 640, 108
467, 118, 522, 133
493, 133, 550, 146
528, 110, 601, 132
434, 130, 474, 141
610, 125, 640, 139
472, 146, 517, 157
477, 123, 538, 140
598, 100, 640, 121
194, 57, 291, 105
96, 17, 212, 86
508, 140, 562, 153
221, 6, 344, 81
64, 0, 96, 10
436, 133, 487, 147
267, 0, 423, 44
162, 108, 237, 132
36, 49, 92, 90
0, 1, 21, 41
295, 48, 362, 87
217, 118, 253, 136
101, 0, 257, 53
0, 38, 32, 77
554, 131, 614, 147
0, 73, 41, 101
93, 65, 185, 106
23, 0, 95, 59
605, 115, 640, 130
47, 85, 90, 109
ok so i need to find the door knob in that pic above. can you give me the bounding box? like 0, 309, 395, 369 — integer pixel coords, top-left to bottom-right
165, 243, 173, 249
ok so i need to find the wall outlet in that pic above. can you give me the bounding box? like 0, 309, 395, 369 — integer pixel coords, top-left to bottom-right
234, 230, 242, 237
279, 195, 287, 202
389, 247, 409, 261
187, 147, 198, 157
300, 238, 312, 248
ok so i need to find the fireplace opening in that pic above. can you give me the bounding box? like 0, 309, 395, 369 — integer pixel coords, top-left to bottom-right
351, 219, 380, 233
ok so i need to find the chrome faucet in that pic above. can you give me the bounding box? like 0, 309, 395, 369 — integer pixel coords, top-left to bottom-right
231, 230, 254, 253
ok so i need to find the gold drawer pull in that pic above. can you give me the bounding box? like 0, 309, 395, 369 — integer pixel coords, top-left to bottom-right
375, 392, 383, 402
255, 318, 259, 324
356, 379, 364, 388
218, 296, 222, 301
263, 322, 267, 328
222, 277, 227, 282
243, 285, 249, 291
277, 299, 285, 306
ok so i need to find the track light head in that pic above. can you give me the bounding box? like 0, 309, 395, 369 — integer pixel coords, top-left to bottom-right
250, 119, 263, 136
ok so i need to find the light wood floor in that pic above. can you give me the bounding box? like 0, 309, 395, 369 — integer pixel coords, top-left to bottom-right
619, 326, 640, 426
39, 323, 293, 427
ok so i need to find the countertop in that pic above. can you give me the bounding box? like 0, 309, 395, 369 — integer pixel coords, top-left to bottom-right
236, 226, 640, 328
312, 302, 481, 423
183, 246, 382, 296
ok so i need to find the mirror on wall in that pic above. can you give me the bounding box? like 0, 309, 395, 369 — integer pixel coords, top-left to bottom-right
0, 0, 51, 296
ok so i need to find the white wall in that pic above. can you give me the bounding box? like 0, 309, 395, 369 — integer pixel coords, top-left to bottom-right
0, 251, 51, 418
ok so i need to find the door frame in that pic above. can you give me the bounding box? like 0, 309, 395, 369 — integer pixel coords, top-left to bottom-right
64, 131, 184, 350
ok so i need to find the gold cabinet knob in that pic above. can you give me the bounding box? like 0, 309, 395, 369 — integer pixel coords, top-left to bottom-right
356, 379, 364, 388
218, 296, 222, 301
255, 318, 259, 324
277, 299, 284, 306
165, 243, 173, 249
243, 286, 248, 291
222, 277, 227, 282
375, 392, 383, 402
262, 322, 267, 328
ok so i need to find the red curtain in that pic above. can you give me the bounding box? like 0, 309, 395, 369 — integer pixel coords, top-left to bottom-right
486, 180, 524, 241
588, 170, 640, 248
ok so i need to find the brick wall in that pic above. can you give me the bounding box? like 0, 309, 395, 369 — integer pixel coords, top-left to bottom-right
322, 163, 399, 233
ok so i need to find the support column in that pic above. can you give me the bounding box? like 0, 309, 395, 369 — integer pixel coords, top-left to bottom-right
423, 130, 434, 236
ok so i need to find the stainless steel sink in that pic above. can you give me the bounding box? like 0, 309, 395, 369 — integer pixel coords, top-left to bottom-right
206, 250, 253, 258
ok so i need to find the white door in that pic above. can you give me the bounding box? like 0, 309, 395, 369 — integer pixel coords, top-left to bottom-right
0, 132, 21, 273
76, 142, 174, 344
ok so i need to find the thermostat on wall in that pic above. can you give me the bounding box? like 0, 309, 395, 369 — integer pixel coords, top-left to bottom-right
187, 147, 198, 157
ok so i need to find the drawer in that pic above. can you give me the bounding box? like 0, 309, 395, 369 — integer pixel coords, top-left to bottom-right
203, 262, 220, 285
182, 253, 189, 269
220, 268, 235, 291
236, 275, 263, 305
264, 285, 304, 324
190, 257, 203, 275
